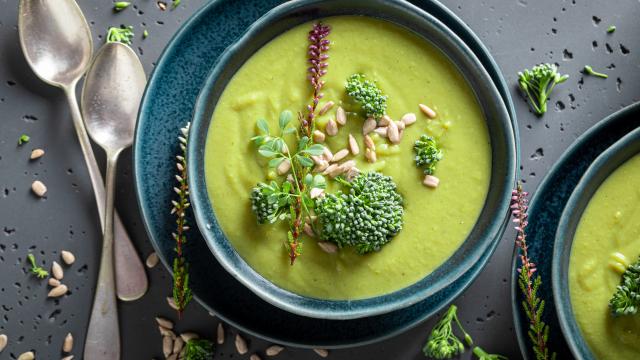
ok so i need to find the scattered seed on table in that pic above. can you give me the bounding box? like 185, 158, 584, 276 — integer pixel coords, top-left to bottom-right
235, 334, 248, 354
387, 121, 400, 144
51, 261, 63, 280
47, 284, 68, 298
60, 250, 75, 265
162, 335, 173, 357
145, 252, 159, 268
157, 1, 167, 11
156, 317, 174, 329
276, 158, 291, 175
365, 148, 377, 163
303, 223, 315, 237
250, 354, 262, 360
180, 332, 199, 342
17, 351, 35, 360
313, 348, 329, 357
172, 336, 184, 354
48, 278, 60, 287
0, 334, 7, 353
63, 332, 73, 353
265, 345, 284, 356
310, 188, 325, 199
217, 323, 225, 344
31, 180, 47, 197
158, 326, 175, 339
30, 148, 45, 160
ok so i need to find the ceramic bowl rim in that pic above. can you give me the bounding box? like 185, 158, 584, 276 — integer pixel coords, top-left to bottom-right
187, 0, 516, 320
552, 126, 640, 359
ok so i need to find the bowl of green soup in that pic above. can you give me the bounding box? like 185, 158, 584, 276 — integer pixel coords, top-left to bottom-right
187, 0, 516, 319
554, 127, 640, 359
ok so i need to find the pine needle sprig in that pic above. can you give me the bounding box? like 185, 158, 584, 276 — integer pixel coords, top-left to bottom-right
170, 123, 193, 318
512, 183, 555, 360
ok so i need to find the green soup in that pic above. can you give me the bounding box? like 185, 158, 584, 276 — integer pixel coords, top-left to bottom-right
569, 154, 640, 358
204, 16, 491, 299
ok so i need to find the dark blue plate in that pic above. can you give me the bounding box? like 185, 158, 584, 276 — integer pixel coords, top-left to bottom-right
511, 102, 640, 359
134, 0, 519, 347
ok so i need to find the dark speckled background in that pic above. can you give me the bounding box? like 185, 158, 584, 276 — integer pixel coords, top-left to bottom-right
0, 0, 639, 359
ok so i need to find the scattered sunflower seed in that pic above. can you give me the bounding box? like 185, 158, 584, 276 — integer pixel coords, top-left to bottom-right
0, 334, 7, 353
335, 106, 347, 125
31, 180, 47, 197
172, 337, 184, 354
325, 119, 338, 136
17, 351, 35, 360
62, 356, 74, 360
419, 103, 437, 118
62, 332, 73, 353
180, 332, 199, 342
362, 118, 377, 135
423, 175, 440, 188
235, 334, 248, 354
157, 1, 167, 11
60, 250, 75, 265
331, 149, 349, 163
48, 278, 61, 287
162, 335, 173, 357
250, 354, 262, 360
401, 113, 417, 126
313, 348, 329, 357
145, 252, 159, 268
30, 148, 45, 160
265, 345, 284, 356
217, 323, 225, 344
51, 261, 63, 280
348, 134, 359, 155
156, 317, 174, 329
313, 129, 326, 143
319, 101, 335, 115
317, 241, 338, 254
47, 284, 68, 298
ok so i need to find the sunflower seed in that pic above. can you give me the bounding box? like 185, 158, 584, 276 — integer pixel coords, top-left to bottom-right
340, 160, 356, 172
145, 252, 159, 268
331, 149, 349, 163
348, 134, 359, 155
312, 130, 326, 143
419, 103, 437, 118
51, 261, 63, 280
30, 148, 45, 160
156, 317, 174, 329
163, 335, 173, 357
373, 127, 388, 137
362, 118, 377, 135
328, 164, 345, 178
313, 348, 329, 357
158, 326, 176, 338
310, 188, 325, 199
217, 323, 225, 344
173, 336, 184, 354
265, 345, 285, 356
17, 352, 35, 360
276, 159, 291, 175
48, 278, 61, 287
60, 250, 75, 265
365, 148, 377, 163
322, 147, 333, 162
63, 332, 73, 353
346, 167, 361, 181
0, 334, 7, 353
423, 175, 440, 188
395, 120, 405, 130
157, 1, 167, 11
235, 334, 248, 354
61, 356, 74, 360
378, 115, 392, 126
401, 113, 416, 126
335, 106, 347, 125
303, 223, 315, 237
180, 332, 199, 342
364, 134, 375, 151
317, 241, 338, 254
319, 101, 335, 115
325, 119, 338, 136
167, 297, 179, 311
47, 284, 67, 298
387, 121, 400, 144
313, 160, 329, 173
31, 180, 47, 197
250, 355, 262, 360
322, 163, 338, 176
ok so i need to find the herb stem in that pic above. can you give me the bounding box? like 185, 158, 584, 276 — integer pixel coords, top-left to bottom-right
584, 65, 608, 79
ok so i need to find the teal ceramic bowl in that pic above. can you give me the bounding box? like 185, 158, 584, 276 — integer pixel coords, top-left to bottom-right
553, 127, 640, 359
188, 0, 516, 320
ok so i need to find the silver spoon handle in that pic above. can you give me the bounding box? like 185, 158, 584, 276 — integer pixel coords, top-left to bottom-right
64, 83, 148, 301
84, 151, 121, 360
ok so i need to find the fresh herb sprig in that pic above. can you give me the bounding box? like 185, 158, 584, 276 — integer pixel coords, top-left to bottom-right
184, 339, 215, 360
609, 256, 640, 316
512, 184, 555, 360
345, 73, 387, 119
251, 111, 326, 264
18, 134, 30, 145
517, 64, 569, 116
170, 123, 193, 318
414, 135, 443, 175
423, 305, 506, 360
27, 254, 49, 279
583, 65, 608, 79
106, 26, 134, 44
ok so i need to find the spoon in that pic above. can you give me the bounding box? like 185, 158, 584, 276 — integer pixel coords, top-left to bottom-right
18, 0, 148, 301
81, 42, 146, 359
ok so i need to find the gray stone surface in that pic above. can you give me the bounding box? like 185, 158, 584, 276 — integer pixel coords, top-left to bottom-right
0, 0, 638, 359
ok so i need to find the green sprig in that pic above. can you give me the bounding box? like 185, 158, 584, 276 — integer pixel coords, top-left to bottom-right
583, 65, 608, 79
517, 63, 569, 116
106, 26, 134, 45
27, 254, 49, 279
423, 305, 472, 359
609, 256, 640, 316
18, 134, 30, 145
184, 339, 214, 360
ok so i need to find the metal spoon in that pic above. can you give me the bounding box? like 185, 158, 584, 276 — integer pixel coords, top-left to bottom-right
81, 42, 146, 359
18, 0, 148, 301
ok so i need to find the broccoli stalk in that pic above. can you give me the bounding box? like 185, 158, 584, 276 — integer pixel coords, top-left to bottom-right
345, 74, 388, 119
609, 256, 640, 316
517, 63, 569, 116
314, 172, 404, 254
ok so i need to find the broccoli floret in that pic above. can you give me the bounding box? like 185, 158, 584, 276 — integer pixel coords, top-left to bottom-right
345, 73, 387, 119
609, 256, 640, 316
250, 181, 291, 224
184, 339, 214, 360
414, 135, 443, 175
314, 172, 404, 254
517, 63, 569, 116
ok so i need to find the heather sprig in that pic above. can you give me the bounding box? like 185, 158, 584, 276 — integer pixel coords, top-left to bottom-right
303, 22, 331, 136
170, 123, 193, 317
512, 183, 555, 360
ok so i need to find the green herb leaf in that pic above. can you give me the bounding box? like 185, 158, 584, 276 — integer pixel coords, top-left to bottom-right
268, 157, 285, 169
106, 26, 134, 44
304, 173, 313, 186
279, 110, 293, 130
256, 119, 269, 135
312, 175, 326, 189
27, 254, 49, 279
297, 155, 314, 168
18, 134, 30, 145
303, 144, 325, 156
258, 146, 277, 158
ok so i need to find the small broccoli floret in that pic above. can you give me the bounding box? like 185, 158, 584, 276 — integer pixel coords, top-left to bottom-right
345, 73, 387, 119
414, 135, 443, 175
184, 339, 214, 360
609, 256, 640, 316
250, 181, 291, 224
314, 172, 404, 254
517, 63, 569, 116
